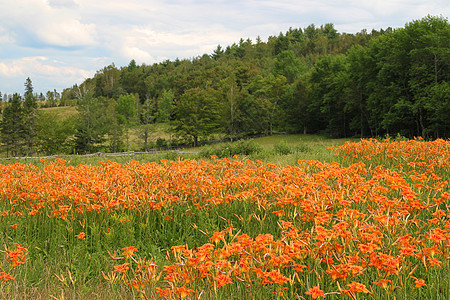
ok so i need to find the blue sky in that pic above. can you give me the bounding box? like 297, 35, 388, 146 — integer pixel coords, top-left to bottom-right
0, 0, 448, 95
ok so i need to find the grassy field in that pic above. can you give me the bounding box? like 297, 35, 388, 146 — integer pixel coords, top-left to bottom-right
39, 105, 78, 117
0, 137, 448, 299
0, 133, 354, 166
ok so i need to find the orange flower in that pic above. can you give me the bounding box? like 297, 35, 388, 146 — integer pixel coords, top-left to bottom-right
305, 285, 325, 299
374, 279, 391, 289
272, 210, 285, 217
114, 263, 130, 274
0, 272, 15, 282
6, 244, 28, 268
358, 242, 380, 254
266, 270, 290, 285
176, 286, 195, 298
29, 209, 39, 215
213, 274, 233, 288
411, 276, 428, 288
210, 230, 225, 244
121, 246, 138, 259
293, 264, 307, 272
75, 232, 86, 239
346, 281, 369, 293
155, 287, 172, 297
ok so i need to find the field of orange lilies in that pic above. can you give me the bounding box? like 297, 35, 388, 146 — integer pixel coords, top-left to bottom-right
0, 138, 448, 299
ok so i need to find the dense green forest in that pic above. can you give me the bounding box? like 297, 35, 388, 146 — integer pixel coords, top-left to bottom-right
0, 15, 448, 156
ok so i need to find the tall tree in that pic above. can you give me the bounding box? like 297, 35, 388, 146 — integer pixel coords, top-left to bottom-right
94, 64, 122, 98
74, 92, 109, 154
23, 78, 38, 155
36, 111, 76, 155
219, 75, 240, 141
173, 87, 221, 146
116, 93, 138, 151
273, 50, 305, 83
346, 45, 376, 137
254, 74, 288, 135
46, 91, 57, 107
156, 89, 174, 123
24, 77, 33, 98
105, 99, 123, 152
309, 54, 350, 137
139, 97, 156, 152
0, 94, 25, 156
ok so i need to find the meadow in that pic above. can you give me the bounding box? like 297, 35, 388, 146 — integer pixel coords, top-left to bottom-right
0, 136, 448, 299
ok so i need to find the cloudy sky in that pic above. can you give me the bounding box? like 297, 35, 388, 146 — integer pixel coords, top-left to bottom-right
0, 0, 448, 95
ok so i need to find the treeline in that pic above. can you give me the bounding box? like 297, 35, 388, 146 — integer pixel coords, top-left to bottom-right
0, 16, 448, 156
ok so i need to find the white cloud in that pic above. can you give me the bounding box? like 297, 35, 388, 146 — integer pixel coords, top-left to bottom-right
0, 27, 15, 44
123, 47, 155, 64
0, 56, 95, 92
48, 0, 78, 8
78, 0, 157, 12
119, 25, 243, 63
36, 18, 96, 47
0, 0, 96, 48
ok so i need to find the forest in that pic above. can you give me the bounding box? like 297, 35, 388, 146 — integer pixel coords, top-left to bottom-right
0, 15, 448, 156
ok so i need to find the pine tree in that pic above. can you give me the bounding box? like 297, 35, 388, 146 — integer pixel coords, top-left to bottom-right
0, 94, 25, 156
24, 77, 33, 98
23, 78, 38, 156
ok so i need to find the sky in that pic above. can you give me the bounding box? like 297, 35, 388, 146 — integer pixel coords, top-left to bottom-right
0, 0, 448, 96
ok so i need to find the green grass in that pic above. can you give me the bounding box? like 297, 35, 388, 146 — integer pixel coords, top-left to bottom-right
0, 134, 354, 166
39, 106, 78, 118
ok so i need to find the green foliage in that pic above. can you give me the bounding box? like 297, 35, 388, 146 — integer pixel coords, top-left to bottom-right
74, 92, 111, 154
24, 77, 33, 98
173, 87, 222, 146
0, 94, 25, 156
293, 143, 312, 153
116, 93, 138, 151
155, 137, 167, 148
23, 89, 38, 156
36, 111, 76, 155
273, 50, 306, 83
0, 80, 39, 157
273, 139, 292, 155
156, 89, 174, 123
199, 139, 263, 158
116, 93, 137, 126
272, 139, 312, 156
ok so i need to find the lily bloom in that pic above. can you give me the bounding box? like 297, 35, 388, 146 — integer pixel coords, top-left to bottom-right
305, 285, 325, 299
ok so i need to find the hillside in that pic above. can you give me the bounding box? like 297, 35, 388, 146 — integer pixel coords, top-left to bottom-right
0, 16, 448, 157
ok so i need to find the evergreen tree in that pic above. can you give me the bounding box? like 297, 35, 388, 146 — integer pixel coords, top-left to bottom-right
23, 78, 38, 155
0, 94, 25, 156
24, 77, 33, 98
